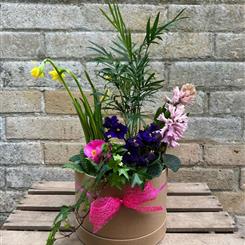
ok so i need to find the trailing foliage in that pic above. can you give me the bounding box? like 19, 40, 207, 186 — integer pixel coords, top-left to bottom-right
46, 190, 90, 245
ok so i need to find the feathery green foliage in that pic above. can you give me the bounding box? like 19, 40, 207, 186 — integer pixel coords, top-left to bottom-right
90, 3, 186, 137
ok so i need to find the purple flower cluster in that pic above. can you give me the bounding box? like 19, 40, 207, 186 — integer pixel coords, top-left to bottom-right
122, 124, 163, 167
103, 116, 128, 139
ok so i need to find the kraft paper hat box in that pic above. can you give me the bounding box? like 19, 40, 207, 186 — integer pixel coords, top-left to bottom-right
75, 170, 167, 245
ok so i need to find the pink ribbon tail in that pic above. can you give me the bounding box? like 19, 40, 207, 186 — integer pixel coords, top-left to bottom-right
89, 197, 122, 233
123, 182, 167, 212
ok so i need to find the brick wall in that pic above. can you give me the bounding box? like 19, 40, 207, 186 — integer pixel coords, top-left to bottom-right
0, 1, 244, 223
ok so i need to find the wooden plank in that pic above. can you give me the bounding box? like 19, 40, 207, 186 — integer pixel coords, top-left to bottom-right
0, 231, 80, 245
162, 234, 244, 245
17, 194, 223, 212
2, 210, 236, 233
167, 212, 237, 233
29, 181, 211, 195
1, 231, 244, 245
168, 183, 211, 196
167, 195, 222, 212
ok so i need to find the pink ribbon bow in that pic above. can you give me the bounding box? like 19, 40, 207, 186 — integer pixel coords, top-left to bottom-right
89, 182, 167, 233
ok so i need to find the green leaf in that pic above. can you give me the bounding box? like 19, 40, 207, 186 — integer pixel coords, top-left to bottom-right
118, 168, 129, 180
108, 173, 127, 189
80, 157, 98, 176
63, 162, 85, 174
147, 160, 163, 179
95, 164, 111, 184
163, 154, 181, 172
131, 173, 143, 188
69, 154, 81, 163
46, 205, 72, 245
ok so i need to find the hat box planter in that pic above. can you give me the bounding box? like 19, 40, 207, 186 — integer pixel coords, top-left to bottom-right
74, 170, 168, 245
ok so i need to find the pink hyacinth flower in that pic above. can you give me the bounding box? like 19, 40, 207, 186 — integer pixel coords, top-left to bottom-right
180, 83, 197, 105
157, 104, 188, 148
84, 139, 105, 163
167, 84, 196, 106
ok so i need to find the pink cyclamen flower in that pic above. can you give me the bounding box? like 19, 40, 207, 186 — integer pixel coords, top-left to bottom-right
84, 139, 105, 164
168, 83, 196, 106
157, 104, 188, 148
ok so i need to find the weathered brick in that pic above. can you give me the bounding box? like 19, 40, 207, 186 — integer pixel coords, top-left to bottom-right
150, 33, 213, 59
46, 32, 213, 59
241, 168, 245, 190
169, 5, 244, 32
186, 117, 242, 141
1, 3, 167, 31
0, 117, 3, 140
0, 142, 43, 165
236, 216, 245, 237
167, 143, 203, 166
2, 0, 243, 3
0, 168, 6, 188
45, 90, 76, 115
44, 142, 81, 164
6, 166, 73, 188
0, 91, 42, 113
44, 90, 93, 114
169, 62, 245, 89
0, 190, 24, 212
168, 167, 236, 190
210, 91, 245, 115
1, 3, 84, 30
216, 34, 245, 60
214, 191, 245, 214
204, 144, 245, 166
0, 32, 44, 59
79, 4, 167, 31
6, 116, 83, 140
45, 32, 116, 59
0, 61, 83, 88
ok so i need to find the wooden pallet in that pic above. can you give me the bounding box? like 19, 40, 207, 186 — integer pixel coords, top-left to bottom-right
1, 182, 244, 245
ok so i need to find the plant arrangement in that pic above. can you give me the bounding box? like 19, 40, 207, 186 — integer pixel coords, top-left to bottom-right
31, 3, 196, 245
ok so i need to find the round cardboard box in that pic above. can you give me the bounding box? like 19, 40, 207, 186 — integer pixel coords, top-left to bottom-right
75, 169, 167, 245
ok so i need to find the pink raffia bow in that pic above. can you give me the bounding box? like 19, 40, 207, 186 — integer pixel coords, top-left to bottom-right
89, 182, 167, 233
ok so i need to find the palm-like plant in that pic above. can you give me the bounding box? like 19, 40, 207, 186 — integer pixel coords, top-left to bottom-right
90, 3, 186, 137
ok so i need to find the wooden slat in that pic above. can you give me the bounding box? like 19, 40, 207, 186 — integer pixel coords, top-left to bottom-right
161, 234, 244, 245
167, 195, 222, 212
29, 181, 211, 195
3, 210, 236, 233
0, 231, 80, 245
2, 231, 244, 245
17, 194, 223, 212
1, 231, 244, 245
167, 212, 237, 233
167, 183, 211, 196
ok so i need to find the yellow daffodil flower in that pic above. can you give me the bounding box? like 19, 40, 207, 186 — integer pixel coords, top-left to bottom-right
49, 69, 65, 81
103, 74, 112, 81
31, 66, 44, 79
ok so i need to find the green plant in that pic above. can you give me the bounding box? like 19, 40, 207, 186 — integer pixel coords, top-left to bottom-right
34, 58, 105, 143
90, 3, 186, 137
30, 3, 189, 245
